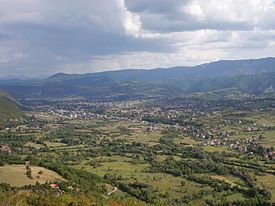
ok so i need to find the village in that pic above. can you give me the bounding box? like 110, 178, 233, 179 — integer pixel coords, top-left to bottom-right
0, 96, 275, 205
1, 97, 274, 159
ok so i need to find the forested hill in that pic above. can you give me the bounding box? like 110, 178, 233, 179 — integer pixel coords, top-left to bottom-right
0, 91, 22, 121
0, 57, 274, 100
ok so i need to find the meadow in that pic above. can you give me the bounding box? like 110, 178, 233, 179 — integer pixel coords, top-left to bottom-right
0, 165, 65, 187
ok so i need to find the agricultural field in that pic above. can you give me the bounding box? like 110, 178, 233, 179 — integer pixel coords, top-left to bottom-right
0, 96, 274, 205
24, 141, 45, 149
256, 174, 275, 202
74, 160, 149, 177
0, 165, 65, 187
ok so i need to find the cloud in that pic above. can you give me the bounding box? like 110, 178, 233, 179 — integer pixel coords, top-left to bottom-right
0, 0, 274, 77
0, 0, 173, 76
126, 0, 275, 32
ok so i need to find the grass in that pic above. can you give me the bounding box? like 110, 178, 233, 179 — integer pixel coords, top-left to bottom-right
0, 92, 22, 121
44, 141, 67, 147
245, 113, 275, 127
128, 132, 161, 145
233, 129, 275, 147
74, 161, 149, 178
231, 133, 251, 140
0, 165, 65, 187
188, 192, 246, 206
208, 174, 243, 186
155, 155, 182, 162
226, 193, 246, 201
175, 136, 200, 145
25, 111, 56, 121
96, 121, 137, 132
259, 130, 275, 147
24, 142, 45, 149
73, 155, 208, 200
75, 158, 209, 199
93, 121, 162, 145
256, 174, 275, 202
194, 174, 244, 188
201, 146, 229, 153
94, 155, 134, 162
133, 173, 207, 198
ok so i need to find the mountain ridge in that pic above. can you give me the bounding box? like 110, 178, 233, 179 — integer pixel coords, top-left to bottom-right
0, 57, 274, 100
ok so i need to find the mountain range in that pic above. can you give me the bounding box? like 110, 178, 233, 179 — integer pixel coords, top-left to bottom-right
0, 57, 274, 100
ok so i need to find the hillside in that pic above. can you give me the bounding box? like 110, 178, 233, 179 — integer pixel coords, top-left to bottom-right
0, 57, 274, 100
188, 72, 275, 94
44, 57, 275, 87
0, 91, 22, 121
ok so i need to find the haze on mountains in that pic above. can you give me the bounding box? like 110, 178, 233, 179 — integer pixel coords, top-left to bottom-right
0, 57, 274, 100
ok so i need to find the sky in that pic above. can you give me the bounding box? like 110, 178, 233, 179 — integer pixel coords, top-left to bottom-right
0, 0, 275, 78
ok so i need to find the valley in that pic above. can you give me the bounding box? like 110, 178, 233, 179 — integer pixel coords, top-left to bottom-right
0, 93, 274, 205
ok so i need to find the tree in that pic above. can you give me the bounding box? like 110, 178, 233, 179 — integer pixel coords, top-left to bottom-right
26, 169, 33, 179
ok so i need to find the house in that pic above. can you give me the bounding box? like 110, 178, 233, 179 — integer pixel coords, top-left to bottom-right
0, 145, 12, 154
49, 183, 59, 189
25, 161, 31, 167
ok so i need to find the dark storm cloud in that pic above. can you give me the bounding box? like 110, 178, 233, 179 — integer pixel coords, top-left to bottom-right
3, 21, 171, 59
0, 0, 275, 77
0, 0, 174, 76
125, 0, 190, 14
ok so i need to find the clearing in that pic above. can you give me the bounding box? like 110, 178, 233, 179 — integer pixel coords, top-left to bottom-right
0, 164, 65, 187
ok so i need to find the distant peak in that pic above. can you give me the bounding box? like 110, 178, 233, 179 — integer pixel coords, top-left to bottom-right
49, 72, 67, 77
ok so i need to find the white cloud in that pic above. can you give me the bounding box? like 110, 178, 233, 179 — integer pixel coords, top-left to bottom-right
0, 0, 274, 77
117, 0, 142, 37
183, 0, 275, 29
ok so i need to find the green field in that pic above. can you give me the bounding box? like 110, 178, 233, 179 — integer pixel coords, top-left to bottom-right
24, 142, 45, 149
201, 146, 229, 153
133, 173, 207, 198
256, 174, 275, 202
259, 130, 275, 147
74, 161, 149, 178
44, 141, 68, 147
0, 92, 22, 121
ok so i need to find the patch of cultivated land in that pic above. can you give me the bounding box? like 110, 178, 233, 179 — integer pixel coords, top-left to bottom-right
174, 136, 200, 145
74, 161, 149, 177
245, 113, 275, 127
0, 165, 65, 187
256, 174, 275, 202
24, 141, 45, 149
128, 132, 161, 145
133, 173, 208, 198
202, 174, 244, 187
201, 145, 229, 153
44, 141, 67, 147
260, 130, 275, 147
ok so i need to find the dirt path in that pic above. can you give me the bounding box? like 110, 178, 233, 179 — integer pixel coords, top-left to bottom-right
107, 186, 117, 196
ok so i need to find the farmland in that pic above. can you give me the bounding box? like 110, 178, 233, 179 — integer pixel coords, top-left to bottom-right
0, 165, 65, 187
0, 96, 274, 205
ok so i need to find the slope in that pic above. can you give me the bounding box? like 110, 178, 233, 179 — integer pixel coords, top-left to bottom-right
0, 91, 22, 120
